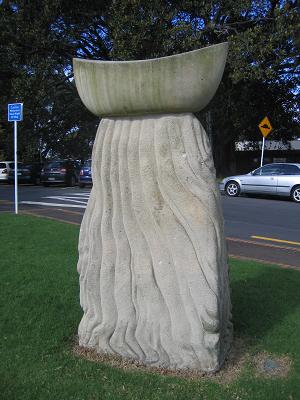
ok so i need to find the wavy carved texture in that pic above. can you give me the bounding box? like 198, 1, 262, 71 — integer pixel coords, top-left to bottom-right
77, 113, 232, 372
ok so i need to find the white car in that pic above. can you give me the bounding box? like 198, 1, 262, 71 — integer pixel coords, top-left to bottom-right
0, 161, 15, 182
220, 163, 300, 203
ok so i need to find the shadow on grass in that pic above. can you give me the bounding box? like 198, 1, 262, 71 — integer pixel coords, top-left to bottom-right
230, 262, 300, 345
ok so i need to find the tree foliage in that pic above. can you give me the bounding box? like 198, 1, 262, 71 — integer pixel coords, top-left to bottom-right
0, 0, 299, 172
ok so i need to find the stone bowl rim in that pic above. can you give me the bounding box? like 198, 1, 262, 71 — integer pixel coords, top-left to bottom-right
73, 42, 228, 65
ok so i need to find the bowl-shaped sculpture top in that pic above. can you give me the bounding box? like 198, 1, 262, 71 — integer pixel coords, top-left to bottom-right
73, 42, 228, 117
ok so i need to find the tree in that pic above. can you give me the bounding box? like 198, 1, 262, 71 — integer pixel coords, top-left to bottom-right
105, 0, 299, 173
0, 0, 299, 174
0, 0, 110, 161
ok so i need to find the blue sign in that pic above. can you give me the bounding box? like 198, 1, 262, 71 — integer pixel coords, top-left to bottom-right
8, 103, 23, 122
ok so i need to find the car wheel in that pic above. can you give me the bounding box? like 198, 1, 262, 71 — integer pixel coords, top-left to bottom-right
34, 177, 41, 185
79, 182, 85, 188
225, 181, 240, 197
291, 186, 300, 203
43, 182, 49, 187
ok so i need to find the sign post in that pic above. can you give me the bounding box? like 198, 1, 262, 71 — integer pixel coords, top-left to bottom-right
258, 116, 273, 167
8, 103, 23, 214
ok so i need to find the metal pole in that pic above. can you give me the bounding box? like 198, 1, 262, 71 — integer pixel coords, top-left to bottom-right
260, 136, 265, 167
14, 120, 18, 214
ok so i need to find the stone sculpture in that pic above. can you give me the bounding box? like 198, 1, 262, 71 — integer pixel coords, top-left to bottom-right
74, 42, 232, 372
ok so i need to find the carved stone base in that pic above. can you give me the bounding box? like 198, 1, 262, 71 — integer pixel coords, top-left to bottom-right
77, 113, 232, 372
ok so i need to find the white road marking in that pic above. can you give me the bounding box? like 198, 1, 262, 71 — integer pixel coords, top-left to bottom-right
44, 196, 88, 204
20, 190, 91, 209
20, 201, 86, 208
65, 192, 90, 196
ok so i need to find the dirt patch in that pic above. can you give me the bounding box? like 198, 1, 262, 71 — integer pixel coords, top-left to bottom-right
73, 336, 250, 384
253, 351, 292, 379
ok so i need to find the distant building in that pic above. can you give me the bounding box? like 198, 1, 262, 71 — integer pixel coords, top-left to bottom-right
234, 139, 300, 173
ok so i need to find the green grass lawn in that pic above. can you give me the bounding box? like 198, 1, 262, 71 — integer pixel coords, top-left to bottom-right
1, 214, 299, 400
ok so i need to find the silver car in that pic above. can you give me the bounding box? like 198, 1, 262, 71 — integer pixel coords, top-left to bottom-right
220, 163, 300, 203
0, 161, 15, 182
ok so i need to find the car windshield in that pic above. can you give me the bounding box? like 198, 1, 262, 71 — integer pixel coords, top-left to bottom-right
84, 160, 92, 168
0, 163, 6, 168
45, 161, 63, 169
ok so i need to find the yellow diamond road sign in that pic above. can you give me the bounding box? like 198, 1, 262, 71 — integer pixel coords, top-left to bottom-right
258, 116, 273, 138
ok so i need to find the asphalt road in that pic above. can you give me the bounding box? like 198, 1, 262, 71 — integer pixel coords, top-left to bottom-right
222, 194, 299, 242
1, 184, 299, 269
